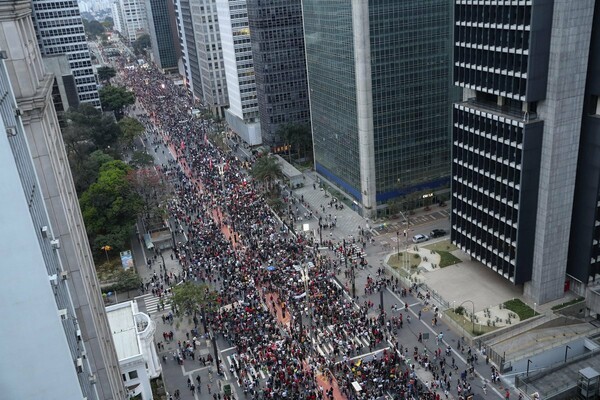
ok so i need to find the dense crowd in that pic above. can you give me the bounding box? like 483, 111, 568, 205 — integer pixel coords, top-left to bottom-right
114, 56, 471, 400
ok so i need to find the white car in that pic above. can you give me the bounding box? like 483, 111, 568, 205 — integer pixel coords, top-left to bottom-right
412, 234, 429, 243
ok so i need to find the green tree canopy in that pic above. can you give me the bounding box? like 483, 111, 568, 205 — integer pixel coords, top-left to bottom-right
250, 155, 283, 193
99, 85, 135, 120
102, 17, 114, 30
83, 18, 106, 40
118, 116, 145, 146
71, 150, 115, 194
133, 34, 151, 55
171, 282, 219, 318
278, 123, 313, 160
97, 66, 116, 82
130, 151, 154, 168
80, 160, 142, 257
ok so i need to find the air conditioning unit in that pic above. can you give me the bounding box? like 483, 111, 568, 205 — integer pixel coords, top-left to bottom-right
5, 126, 16, 137
89, 374, 97, 384
48, 274, 58, 286
60, 270, 68, 280
76, 358, 83, 373
41, 226, 49, 238
51, 239, 60, 249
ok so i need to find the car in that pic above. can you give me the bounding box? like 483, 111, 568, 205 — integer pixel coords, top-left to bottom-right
430, 229, 447, 238
412, 234, 429, 243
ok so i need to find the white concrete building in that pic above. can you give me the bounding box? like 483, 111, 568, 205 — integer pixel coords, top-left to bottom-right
216, 0, 260, 145
112, 0, 149, 42
107, 301, 161, 400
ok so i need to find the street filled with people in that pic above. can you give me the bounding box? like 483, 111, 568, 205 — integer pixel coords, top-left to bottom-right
111, 55, 479, 400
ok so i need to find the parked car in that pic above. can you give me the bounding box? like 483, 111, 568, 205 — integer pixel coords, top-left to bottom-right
412, 234, 429, 243
430, 229, 447, 238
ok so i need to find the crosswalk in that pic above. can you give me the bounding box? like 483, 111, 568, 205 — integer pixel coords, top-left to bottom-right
226, 353, 269, 387
314, 324, 371, 358
136, 293, 172, 315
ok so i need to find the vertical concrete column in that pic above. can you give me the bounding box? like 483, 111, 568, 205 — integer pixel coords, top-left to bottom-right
528, 0, 595, 303
352, 0, 376, 216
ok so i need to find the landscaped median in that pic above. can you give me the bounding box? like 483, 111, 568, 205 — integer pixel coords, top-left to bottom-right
422, 240, 461, 268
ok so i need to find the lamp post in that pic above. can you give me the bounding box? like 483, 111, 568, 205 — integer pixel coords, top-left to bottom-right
565, 345, 571, 363
396, 231, 400, 260
302, 263, 313, 350
343, 239, 355, 298
526, 359, 532, 376
459, 300, 476, 334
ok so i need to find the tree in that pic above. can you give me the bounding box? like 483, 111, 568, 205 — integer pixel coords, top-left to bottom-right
126, 167, 168, 227
133, 34, 151, 55
118, 116, 145, 147
171, 282, 218, 318
278, 123, 313, 160
71, 150, 114, 194
130, 151, 154, 168
83, 18, 106, 40
80, 160, 142, 257
250, 155, 283, 193
102, 17, 114, 30
97, 66, 116, 82
99, 85, 135, 120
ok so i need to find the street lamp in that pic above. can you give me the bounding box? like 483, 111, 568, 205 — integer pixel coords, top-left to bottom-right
302, 263, 313, 349
459, 300, 476, 334
343, 239, 355, 298
396, 231, 400, 260
565, 345, 571, 363
526, 359, 532, 376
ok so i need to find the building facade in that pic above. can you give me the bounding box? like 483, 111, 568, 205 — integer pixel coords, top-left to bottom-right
451, 0, 597, 304
30, 0, 101, 107
173, 0, 199, 95
302, 0, 455, 216
568, 1, 600, 292
145, 0, 179, 72
0, 44, 95, 400
0, 2, 125, 398
106, 301, 161, 400
112, 0, 148, 43
246, 0, 310, 146
217, 0, 260, 145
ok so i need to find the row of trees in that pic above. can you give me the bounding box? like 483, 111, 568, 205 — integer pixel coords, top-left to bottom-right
62, 86, 148, 260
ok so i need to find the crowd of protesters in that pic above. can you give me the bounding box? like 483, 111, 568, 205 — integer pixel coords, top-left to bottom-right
112, 55, 478, 400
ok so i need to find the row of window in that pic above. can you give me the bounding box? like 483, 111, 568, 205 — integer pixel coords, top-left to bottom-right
455, 4, 532, 27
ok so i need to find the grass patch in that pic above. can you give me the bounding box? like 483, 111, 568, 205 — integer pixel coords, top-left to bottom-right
445, 310, 497, 336
424, 240, 458, 252
504, 299, 538, 320
437, 251, 462, 268
551, 297, 585, 311
387, 252, 421, 277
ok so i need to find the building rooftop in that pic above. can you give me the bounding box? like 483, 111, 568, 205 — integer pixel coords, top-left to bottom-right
106, 302, 141, 360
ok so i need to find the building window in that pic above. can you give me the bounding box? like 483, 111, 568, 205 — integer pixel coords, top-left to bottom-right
128, 371, 138, 380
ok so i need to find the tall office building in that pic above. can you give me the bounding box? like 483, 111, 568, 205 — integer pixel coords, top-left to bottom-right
145, 0, 179, 72
247, 0, 310, 146
174, 0, 228, 115
217, 0, 260, 145
30, 0, 101, 108
173, 0, 198, 94
451, 0, 597, 304
0, 2, 125, 398
302, 1, 455, 217
569, 1, 600, 293
112, 0, 148, 43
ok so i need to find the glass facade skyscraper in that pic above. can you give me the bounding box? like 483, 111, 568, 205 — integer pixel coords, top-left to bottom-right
247, 0, 310, 146
146, 0, 179, 72
302, 0, 455, 216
